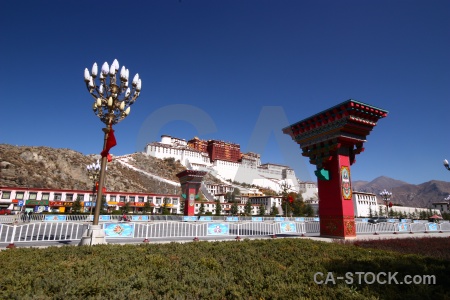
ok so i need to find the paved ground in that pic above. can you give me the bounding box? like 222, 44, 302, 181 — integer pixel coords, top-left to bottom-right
1, 231, 449, 249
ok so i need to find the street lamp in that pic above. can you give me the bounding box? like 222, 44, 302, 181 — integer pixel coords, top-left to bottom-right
379, 189, 392, 217
443, 159, 450, 171
86, 160, 101, 215
79, 59, 142, 246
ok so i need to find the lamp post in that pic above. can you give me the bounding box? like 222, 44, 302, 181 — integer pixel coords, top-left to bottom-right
379, 189, 392, 217
79, 59, 141, 246
443, 159, 450, 171
86, 160, 101, 216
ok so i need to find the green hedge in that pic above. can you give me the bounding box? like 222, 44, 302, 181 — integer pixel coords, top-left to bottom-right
0, 238, 448, 299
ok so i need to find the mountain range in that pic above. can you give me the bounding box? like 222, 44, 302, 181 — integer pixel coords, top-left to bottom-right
353, 176, 450, 208
1, 144, 449, 208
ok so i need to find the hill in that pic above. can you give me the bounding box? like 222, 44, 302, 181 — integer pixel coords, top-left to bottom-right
0, 144, 188, 194
352, 176, 450, 208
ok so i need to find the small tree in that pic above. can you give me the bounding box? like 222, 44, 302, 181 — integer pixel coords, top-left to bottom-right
270, 204, 279, 216
244, 200, 252, 216
215, 200, 222, 216
101, 195, 108, 214
378, 205, 384, 217
258, 204, 266, 216
225, 192, 233, 203
198, 202, 205, 215
123, 202, 131, 214
72, 196, 82, 213
304, 204, 314, 217
230, 201, 239, 216
162, 197, 171, 215
179, 198, 185, 214
292, 198, 304, 216
143, 201, 152, 214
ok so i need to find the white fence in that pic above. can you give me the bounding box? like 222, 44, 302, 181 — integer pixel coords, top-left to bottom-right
0, 222, 88, 244
1, 220, 449, 246
1, 214, 320, 223
0, 221, 319, 245
355, 221, 450, 234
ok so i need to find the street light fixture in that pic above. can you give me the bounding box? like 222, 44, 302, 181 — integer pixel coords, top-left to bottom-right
79, 59, 142, 246
86, 160, 101, 215
379, 189, 392, 217
443, 159, 450, 171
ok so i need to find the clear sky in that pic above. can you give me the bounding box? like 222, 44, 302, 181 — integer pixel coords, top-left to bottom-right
1, 0, 449, 185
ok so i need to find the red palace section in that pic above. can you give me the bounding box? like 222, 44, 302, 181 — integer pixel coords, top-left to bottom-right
188, 138, 241, 163
283, 99, 388, 239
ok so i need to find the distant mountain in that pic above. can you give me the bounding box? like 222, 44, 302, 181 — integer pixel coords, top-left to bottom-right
353, 176, 409, 192
352, 176, 450, 208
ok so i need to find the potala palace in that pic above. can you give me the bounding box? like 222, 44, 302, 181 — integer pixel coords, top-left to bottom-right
144, 135, 317, 199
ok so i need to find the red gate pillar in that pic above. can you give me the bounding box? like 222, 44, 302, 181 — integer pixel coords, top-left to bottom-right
176, 170, 207, 216
283, 99, 388, 239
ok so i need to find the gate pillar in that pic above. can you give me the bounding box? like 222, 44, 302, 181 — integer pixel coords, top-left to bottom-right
176, 170, 207, 216
283, 99, 388, 239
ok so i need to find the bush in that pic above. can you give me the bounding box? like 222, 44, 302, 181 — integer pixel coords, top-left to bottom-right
0, 238, 448, 299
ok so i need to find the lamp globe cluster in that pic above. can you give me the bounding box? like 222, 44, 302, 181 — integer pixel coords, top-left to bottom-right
84, 59, 141, 125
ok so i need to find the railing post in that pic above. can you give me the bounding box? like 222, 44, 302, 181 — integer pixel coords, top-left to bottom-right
6, 225, 17, 248
301, 222, 305, 237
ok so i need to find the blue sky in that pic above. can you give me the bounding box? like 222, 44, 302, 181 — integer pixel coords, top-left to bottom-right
1, 0, 449, 185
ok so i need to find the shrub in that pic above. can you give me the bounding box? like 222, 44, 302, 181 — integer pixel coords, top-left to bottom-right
0, 238, 448, 299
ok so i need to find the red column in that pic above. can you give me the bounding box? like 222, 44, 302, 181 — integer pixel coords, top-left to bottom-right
184, 185, 197, 216
318, 147, 356, 239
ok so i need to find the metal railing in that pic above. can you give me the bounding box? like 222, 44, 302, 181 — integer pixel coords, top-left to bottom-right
0, 214, 320, 224
1, 220, 449, 246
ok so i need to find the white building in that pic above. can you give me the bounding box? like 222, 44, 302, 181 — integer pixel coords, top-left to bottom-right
352, 191, 378, 217
144, 135, 305, 194
432, 202, 449, 214
0, 186, 181, 214
248, 196, 284, 215
298, 181, 318, 201
352, 190, 441, 217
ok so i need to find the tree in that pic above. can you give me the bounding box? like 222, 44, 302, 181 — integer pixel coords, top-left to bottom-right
179, 198, 185, 214
304, 204, 314, 217
258, 204, 266, 216
72, 196, 82, 213
101, 195, 108, 214
244, 199, 252, 216
198, 202, 205, 215
143, 201, 152, 214
225, 192, 233, 203
378, 205, 384, 217
230, 201, 239, 216
162, 197, 171, 215
123, 201, 131, 214
292, 198, 304, 216
270, 204, 279, 216
215, 200, 222, 216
